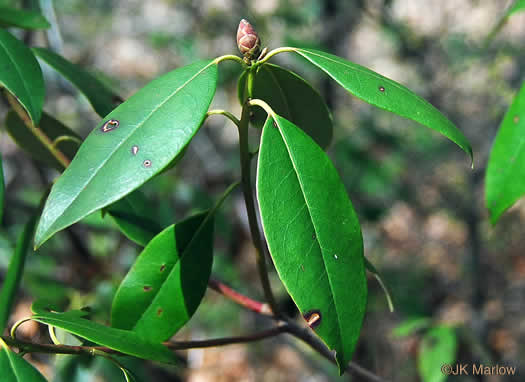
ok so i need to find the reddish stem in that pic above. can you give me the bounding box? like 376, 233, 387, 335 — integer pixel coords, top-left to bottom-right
208, 278, 272, 316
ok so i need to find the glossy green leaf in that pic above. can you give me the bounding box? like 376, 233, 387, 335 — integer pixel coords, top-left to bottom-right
392, 317, 431, 338
0, 7, 50, 29
238, 63, 333, 148
486, 82, 525, 224
34, 59, 218, 248
32, 47, 121, 117
293, 48, 473, 162
0, 338, 47, 382
506, 0, 525, 17
112, 212, 214, 341
0, 216, 37, 334
418, 326, 457, 382
105, 190, 162, 246
31, 301, 176, 364
0, 29, 45, 125
257, 115, 367, 374
365, 258, 394, 312
5, 111, 80, 170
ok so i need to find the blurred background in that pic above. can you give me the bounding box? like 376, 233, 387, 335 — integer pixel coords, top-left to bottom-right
1, 0, 525, 381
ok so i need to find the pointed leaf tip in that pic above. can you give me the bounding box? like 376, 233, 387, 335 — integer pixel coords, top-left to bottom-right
257, 115, 367, 372
34, 60, 218, 247
293, 48, 473, 161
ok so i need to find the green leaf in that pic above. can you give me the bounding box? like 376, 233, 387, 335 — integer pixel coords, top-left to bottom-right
31, 301, 176, 364
486, 81, 525, 224
392, 317, 431, 338
0, 7, 50, 29
364, 258, 394, 312
111, 212, 214, 341
506, 0, 525, 18
32, 47, 121, 117
257, 115, 367, 374
34, 59, 218, 248
0, 216, 37, 334
238, 63, 333, 149
0, 154, 4, 223
5, 111, 80, 170
105, 190, 163, 247
292, 48, 473, 162
0, 29, 45, 125
0, 338, 47, 382
418, 326, 457, 382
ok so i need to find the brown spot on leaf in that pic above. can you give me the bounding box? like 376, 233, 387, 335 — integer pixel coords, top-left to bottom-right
272, 120, 278, 128
300, 264, 305, 272
157, 308, 163, 317
131, 145, 139, 155
101, 119, 119, 132
303, 310, 322, 329
143, 159, 152, 167
143, 286, 152, 292
514, 115, 520, 124
312, 233, 316, 240
379, 86, 385, 92
160, 264, 166, 272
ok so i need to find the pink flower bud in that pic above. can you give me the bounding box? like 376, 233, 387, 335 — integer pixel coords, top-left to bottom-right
237, 19, 260, 58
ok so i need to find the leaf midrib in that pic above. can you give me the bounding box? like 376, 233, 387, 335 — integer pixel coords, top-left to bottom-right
51, 61, 215, 230
274, 116, 345, 355
295, 48, 435, 114
5, 348, 22, 381
295, 48, 471, 158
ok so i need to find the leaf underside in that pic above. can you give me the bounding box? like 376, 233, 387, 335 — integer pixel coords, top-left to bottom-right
486, 81, 525, 224
105, 189, 163, 246
32, 47, 121, 117
5, 111, 80, 170
0, 29, 45, 125
293, 48, 473, 163
31, 301, 176, 364
111, 212, 214, 342
35, 59, 218, 248
0, 217, 37, 334
238, 63, 333, 149
0, 7, 50, 30
257, 115, 367, 374
0, 339, 47, 382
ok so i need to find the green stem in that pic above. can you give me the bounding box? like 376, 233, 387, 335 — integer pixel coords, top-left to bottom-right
255, 47, 297, 66
206, 109, 241, 128
238, 100, 279, 316
5, 92, 70, 169
215, 54, 245, 65
52, 135, 82, 148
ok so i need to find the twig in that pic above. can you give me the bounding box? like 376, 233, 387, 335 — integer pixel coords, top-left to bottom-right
207, 277, 388, 381
5, 92, 71, 169
237, 100, 279, 315
208, 278, 272, 316
165, 324, 287, 350
1, 325, 287, 355
283, 320, 389, 382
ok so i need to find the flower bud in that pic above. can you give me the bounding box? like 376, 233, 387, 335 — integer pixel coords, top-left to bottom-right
237, 19, 260, 59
